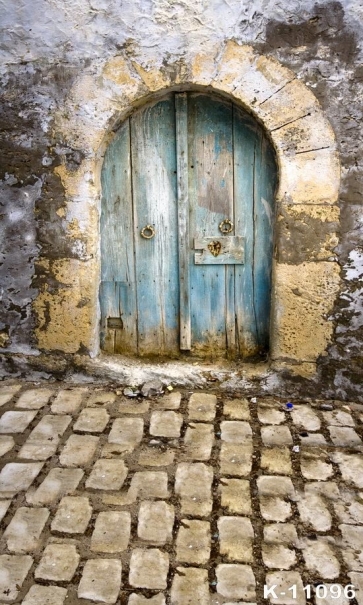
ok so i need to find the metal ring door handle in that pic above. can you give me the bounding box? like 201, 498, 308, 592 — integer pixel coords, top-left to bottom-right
219, 219, 234, 234
140, 225, 155, 239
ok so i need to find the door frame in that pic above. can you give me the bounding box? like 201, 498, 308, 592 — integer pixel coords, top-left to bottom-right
37, 42, 340, 378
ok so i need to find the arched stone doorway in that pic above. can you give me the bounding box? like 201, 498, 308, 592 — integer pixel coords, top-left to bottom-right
100, 91, 277, 359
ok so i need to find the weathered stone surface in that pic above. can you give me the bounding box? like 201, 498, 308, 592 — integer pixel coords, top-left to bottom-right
117, 399, 150, 414
35, 544, 79, 581
0, 411, 37, 433
300, 454, 333, 480
0, 555, 33, 602
291, 405, 321, 431
323, 410, 355, 426
0, 436, 14, 457
0, 385, 22, 407
150, 411, 183, 438
261, 425, 293, 446
51, 389, 87, 414
129, 549, 169, 589
297, 493, 332, 531
264, 523, 298, 546
0, 500, 11, 523
220, 478, 251, 514
15, 389, 53, 409
138, 448, 175, 467
171, 567, 209, 605
183, 423, 214, 460
91, 511, 131, 553
218, 516, 254, 562
59, 434, 99, 467
261, 447, 292, 475
260, 497, 292, 522
156, 391, 181, 409
22, 584, 68, 605
220, 443, 252, 476
108, 417, 144, 451
188, 393, 217, 421
301, 538, 340, 579
78, 559, 122, 604
87, 390, 116, 406
334, 492, 363, 525
257, 406, 285, 425
85, 459, 128, 490
216, 564, 256, 601
175, 463, 213, 516
176, 520, 210, 564
265, 571, 305, 605
73, 407, 109, 432
4, 507, 49, 553
26, 468, 84, 505
0, 462, 43, 495
18, 414, 71, 460
257, 476, 295, 498
221, 421, 252, 443
223, 398, 250, 420
128, 595, 166, 605
51, 496, 92, 533
328, 426, 362, 447
340, 524, 363, 571
262, 543, 296, 569
332, 452, 363, 488
137, 501, 174, 544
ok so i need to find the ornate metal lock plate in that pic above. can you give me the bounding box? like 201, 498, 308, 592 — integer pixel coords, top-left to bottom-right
207, 240, 222, 257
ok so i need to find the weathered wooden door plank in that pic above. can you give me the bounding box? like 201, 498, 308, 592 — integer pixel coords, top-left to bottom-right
188, 93, 235, 356
175, 93, 191, 350
233, 107, 260, 357
100, 119, 137, 354
131, 97, 179, 356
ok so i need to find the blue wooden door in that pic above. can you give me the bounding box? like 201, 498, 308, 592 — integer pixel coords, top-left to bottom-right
100, 92, 276, 358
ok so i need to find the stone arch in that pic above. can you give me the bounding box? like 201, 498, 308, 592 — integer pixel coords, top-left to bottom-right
36, 42, 340, 376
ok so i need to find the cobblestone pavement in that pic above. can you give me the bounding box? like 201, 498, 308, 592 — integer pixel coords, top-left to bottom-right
0, 382, 363, 604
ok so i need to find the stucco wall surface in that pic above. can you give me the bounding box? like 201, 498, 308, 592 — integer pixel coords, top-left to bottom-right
0, 0, 362, 399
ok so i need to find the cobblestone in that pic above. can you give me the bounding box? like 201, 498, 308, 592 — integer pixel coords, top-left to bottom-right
137, 501, 174, 544
171, 567, 209, 605
0, 383, 362, 603
21, 585, 67, 605
129, 548, 169, 589
73, 407, 109, 432
218, 516, 254, 562
176, 519, 210, 564
35, 543, 80, 581
0, 411, 37, 433
78, 558, 122, 603
85, 458, 128, 490
18, 414, 71, 460
0, 554, 33, 602
15, 388, 53, 409
27, 467, 84, 505
51, 496, 92, 533
4, 507, 49, 553
91, 511, 131, 553
150, 411, 183, 437
183, 423, 214, 460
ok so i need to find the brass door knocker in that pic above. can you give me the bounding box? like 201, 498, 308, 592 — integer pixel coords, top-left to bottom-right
140, 225, 155, 239
219, 219, 234, 234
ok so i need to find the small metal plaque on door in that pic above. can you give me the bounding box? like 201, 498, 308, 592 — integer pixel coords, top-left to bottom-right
194, 236, 244, 264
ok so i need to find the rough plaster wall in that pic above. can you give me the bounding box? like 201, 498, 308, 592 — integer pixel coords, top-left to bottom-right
0, 0, 362, 397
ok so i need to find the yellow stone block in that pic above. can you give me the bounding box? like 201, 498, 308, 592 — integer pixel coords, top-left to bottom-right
34, 259, 98, 354
271, 261, 341, 363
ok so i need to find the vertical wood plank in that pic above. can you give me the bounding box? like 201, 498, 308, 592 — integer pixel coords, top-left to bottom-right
233, 107, 260, 357
131, 96, 179, 356
100, 120, 137, 354
175, 93, 191, 350
253, 134, 277, 351
188, 93, 234, 356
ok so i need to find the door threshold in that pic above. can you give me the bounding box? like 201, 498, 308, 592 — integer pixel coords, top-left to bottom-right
75, 352, 273, 391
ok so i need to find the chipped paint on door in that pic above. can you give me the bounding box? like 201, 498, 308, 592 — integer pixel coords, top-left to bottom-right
100, 92, 277, 358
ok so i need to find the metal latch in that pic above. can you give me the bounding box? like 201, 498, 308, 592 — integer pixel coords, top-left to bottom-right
194, 236, 244, 264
